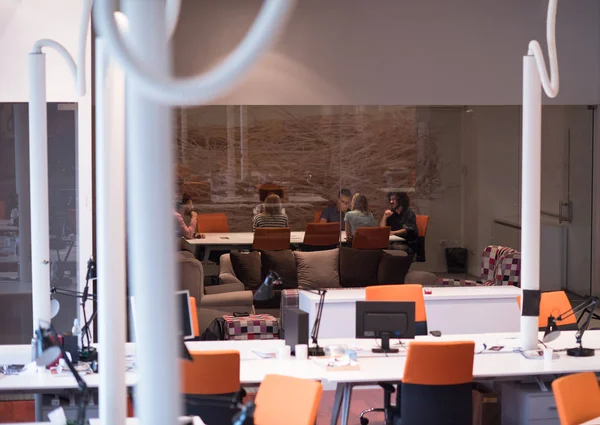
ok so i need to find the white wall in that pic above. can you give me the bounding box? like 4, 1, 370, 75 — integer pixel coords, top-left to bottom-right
174, 0, 600, 105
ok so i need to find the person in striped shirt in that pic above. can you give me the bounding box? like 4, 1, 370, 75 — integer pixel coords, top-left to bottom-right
253, 194, 289, 231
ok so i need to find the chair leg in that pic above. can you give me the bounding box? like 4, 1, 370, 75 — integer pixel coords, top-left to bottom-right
359, 408, 386, 425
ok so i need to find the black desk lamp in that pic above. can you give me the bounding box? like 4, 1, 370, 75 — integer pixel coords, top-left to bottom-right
35, 322, 89, 425
50, 257, 98, 361
543, 296, 599, 357
254, 271, 326, 357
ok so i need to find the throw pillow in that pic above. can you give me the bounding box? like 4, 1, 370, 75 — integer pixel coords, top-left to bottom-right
377, 250, 414, 285
229, 251, 262, 290
261, 250, 298, 289
339, 246, 382, 288
294, 249, 340, 289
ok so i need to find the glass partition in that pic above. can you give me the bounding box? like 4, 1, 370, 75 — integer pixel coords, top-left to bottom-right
175, 105, 594, 296
0, 103, 80, 343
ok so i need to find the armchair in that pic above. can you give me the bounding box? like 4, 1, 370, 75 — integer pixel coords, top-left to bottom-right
177, 252, 253, 332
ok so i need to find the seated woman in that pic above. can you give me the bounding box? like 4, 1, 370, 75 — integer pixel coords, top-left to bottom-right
174, 193, 197, 239
253, 183, 286, 217
253, 194, 289, 231
344, 193, 376, 242
380, 191, 418, 253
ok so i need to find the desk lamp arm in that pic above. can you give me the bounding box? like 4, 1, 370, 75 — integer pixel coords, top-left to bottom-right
574, 297, 599, 345
555, 297, 599, 323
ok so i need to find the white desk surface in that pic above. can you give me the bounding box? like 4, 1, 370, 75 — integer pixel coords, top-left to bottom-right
299, 285, 521, 302
2, 331, 600, 391
582, 418, 600, 425
186, 231, 403, 246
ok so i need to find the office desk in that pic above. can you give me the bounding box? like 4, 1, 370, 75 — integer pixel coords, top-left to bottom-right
186, 232, 404, 264
299, 286, 522, 337
325, 330, 600, 425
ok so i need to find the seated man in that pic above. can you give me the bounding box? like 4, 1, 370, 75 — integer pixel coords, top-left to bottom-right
380, 192, 418, 253
319, 188, 351, 230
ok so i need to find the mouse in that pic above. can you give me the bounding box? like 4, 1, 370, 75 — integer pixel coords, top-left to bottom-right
430, 330, 442, 337
90, 360, 98, 373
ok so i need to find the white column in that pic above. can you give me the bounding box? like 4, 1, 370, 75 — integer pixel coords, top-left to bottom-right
123, 1, 179, 425
95, 37, 127, 425
520, 54, 542, 350
13, 104, 32, 285
28, 52, 51, 332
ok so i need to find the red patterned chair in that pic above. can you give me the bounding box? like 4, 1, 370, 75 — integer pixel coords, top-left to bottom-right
436, 245, 521, 287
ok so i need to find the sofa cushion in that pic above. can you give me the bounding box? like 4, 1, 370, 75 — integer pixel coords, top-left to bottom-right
294, 248, 340, 289
260, 250, 298, 289
377, 250, 414, 285
230, 251, 262, 290
339, 246, 382, 287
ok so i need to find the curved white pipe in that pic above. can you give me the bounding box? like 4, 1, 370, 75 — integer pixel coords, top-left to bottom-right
32, 39, 78, 83
528, 0, 559, 98
165, 0, 182, 39
93, 0, 297, 105
77, 0, 93, 96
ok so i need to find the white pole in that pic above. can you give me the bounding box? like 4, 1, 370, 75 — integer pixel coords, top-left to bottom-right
520, 54, 542, 350
95, 37, 127, 425
123, 1, 179, 425
28, 52, 51, 333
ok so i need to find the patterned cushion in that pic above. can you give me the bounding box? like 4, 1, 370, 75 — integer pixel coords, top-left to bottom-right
223, 314, 279, 340
435, 278, 481, 287
480, 245, 521, 287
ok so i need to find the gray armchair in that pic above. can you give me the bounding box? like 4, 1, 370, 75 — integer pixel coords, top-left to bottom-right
177, 252, 253, 332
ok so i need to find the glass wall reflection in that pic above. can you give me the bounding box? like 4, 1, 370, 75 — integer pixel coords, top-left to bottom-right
175, 105, 594, 297
0, 103, 80, 343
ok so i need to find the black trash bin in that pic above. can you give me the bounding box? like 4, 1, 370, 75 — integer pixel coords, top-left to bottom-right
445, 247, 468, 274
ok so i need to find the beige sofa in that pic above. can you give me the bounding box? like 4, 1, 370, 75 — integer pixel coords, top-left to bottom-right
177, 251, 253, 333
219, 249, 437, 318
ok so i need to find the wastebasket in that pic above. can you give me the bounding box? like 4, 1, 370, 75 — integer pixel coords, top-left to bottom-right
445, 247, 468, 274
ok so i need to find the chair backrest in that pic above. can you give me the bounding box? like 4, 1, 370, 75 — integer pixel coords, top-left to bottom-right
401, 341, 475, 425
303, 223, 340, 246
180, 350, 240, 395
177, 253, 204, 302
416, 215, 429, 237
252, 227, 291, 251
189, 296, 199, 337
313, 210, 322, 223
552, 372, 600, 425
254, 374, 322, 425
196, 213, 229, 233
352, 226, 390, 250
365, 284, 427, 335
539, 291, 577, 329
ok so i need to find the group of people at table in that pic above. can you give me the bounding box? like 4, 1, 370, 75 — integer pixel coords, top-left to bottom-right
174, 187, 419, 253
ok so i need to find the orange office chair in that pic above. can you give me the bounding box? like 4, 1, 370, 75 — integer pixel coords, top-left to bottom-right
181, 350, 244, 424
252, 227, 291, 251
254, 374, 322, 425
538, 291, 578, 330
362, 341, 475, 425
552, 372, 600, 425
302, 223, 340, 250
365, 284, 428, 335
189, 297, 199, 337
516, 291, 578, 331
360, 284, 429, 425
196, 213, 229, 233
352, 227, 390, 250
313, 210, 323, 223
415, 215, 429, 262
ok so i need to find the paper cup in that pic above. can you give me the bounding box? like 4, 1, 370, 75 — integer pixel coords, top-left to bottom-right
295, 344, 308, 360
277, 345, 291, 359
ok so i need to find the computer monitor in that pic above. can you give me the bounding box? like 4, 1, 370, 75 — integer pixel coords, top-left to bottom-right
177, 290, 195, 340
355, 301, 416, 353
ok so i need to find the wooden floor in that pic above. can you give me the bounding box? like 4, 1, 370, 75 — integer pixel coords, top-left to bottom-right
318, 389, 385, 425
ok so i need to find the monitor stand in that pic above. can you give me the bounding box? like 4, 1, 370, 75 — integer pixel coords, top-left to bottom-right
372, 333, 399, 354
